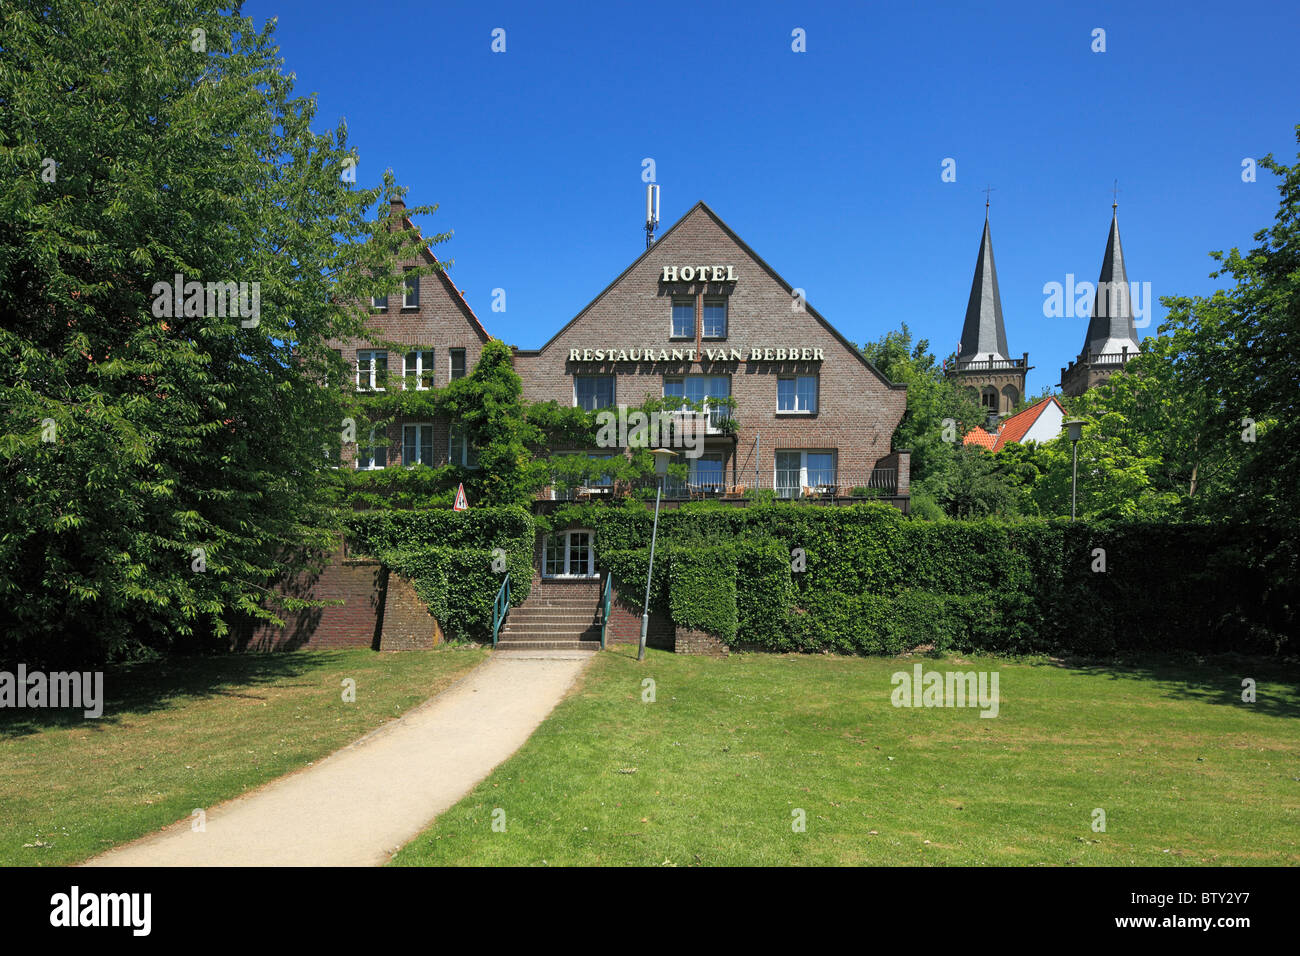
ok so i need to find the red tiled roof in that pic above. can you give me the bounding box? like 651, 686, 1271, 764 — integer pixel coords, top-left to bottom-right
962, 395, 1065, 453
962, 427, 998, 449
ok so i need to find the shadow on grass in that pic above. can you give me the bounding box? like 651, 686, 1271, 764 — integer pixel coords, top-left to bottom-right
0, 651, 353, 740
1030, 652, 1300, 721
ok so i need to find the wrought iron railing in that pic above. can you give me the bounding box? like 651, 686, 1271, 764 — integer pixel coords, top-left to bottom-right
491, 573, 511, 648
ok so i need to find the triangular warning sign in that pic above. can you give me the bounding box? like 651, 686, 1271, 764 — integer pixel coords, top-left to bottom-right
453, 483, 469, 511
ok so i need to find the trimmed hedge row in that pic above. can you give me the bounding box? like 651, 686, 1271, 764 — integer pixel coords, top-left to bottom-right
578, 504, 1296, 655
347, 504, 1297, 654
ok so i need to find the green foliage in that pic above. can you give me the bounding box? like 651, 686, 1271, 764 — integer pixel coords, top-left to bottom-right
735, 540, 795, 648
380, 546, 525, 641
668, 545, 738, 642
572, 501, 1293, 656
0, 1, 442, 664
858, 324, 986, 510
347, 507, 534, 639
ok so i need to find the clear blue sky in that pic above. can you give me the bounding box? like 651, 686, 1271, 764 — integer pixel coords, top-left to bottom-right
248, 0, 1298, 396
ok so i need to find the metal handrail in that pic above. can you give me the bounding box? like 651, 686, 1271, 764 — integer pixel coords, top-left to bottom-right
491, 572, 511, 648
600, 573, 612, 649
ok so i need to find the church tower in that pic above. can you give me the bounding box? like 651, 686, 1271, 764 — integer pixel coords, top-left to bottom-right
1060, 202, 1141, 396
946, 204, 1029, 417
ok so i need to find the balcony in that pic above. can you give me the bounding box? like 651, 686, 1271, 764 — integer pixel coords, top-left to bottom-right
951, 355, 1028, 373
664, 406, 735, 437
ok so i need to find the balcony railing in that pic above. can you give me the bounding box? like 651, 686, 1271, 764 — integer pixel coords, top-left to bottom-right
665, 407, 733, 435
542, 468, 900, 502
952, 356, 1028, 372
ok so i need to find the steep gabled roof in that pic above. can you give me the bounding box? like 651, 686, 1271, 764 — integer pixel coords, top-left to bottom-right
391, 199, 491, 342
515, 201, 904, 391
963, 395, 1066, 453
1081, 206, 1139, 356
958, 212, 1010, 360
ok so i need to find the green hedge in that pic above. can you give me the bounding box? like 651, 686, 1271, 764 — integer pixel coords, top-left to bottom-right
566, 503, 1295, 656
668, 545, 738, 642
357, 502, 1296, 655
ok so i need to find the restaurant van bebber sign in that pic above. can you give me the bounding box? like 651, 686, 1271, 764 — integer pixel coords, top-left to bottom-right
568, 346, 825, 363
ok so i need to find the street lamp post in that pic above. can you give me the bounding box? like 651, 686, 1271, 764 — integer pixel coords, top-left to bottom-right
1064, 419, 1084, 522
640, 449, 676, 662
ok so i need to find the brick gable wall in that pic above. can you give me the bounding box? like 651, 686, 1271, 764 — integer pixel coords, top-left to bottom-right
512, 204, 907, 490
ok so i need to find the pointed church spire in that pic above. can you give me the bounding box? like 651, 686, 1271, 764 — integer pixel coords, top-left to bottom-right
1081, 204, 1139, 356
958, 210, 1010, 361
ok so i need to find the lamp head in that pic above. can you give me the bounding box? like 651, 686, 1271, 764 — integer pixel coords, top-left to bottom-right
1064, 419, 1085, 443
650, 448, 676, 477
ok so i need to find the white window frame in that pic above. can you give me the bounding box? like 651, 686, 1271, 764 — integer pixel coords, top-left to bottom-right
574, 374, 615, 411
663, 374, 731, 432
701, 296, 728, 339
542, 529, 597, 579
449, 422, 479, 469
357, 428, 388, 471
777, 374, 817, 414
371, 294, 388, 312
670, 296, 695, 338
356, 350, 388, 391
775, 449, 836, 498
402, 271, 419, 309
404, 349, 435, 390
449, 348, 467, 380
402, 423, 436, 467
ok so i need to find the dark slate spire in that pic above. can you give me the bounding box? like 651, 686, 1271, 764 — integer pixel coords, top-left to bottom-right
958, 208, 1010, 360
1082, 205, 1139, 356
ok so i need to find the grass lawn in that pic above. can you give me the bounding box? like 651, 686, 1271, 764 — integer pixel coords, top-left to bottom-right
0, 646, 485, 866
393, 646, 1300, 866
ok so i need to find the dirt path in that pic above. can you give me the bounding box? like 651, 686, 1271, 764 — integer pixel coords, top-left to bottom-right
85, 650, 593, 867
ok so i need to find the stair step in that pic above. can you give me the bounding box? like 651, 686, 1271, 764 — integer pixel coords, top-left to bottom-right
495, 640, 601, 651
506, 616, 598, 624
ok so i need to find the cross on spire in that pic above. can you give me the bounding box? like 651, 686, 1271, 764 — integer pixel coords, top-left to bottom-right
1112, 179, 1119, 210
983, 184, 995, 218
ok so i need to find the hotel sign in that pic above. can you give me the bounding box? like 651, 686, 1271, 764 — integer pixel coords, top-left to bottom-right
661, 265, 736, 282
569, 346, 824, 363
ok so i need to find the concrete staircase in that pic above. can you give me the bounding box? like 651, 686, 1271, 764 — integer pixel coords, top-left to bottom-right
495, 577, 603, 652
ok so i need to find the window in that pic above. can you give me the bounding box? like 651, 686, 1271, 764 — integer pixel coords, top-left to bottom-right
981, 386, 998, 411
693, 454, 724, 492
589, 453, 615, 488
702, 296, 727, 338
671, 296, 695, 337
356, 350, 388, 391
449, 423, 479, 468
777, 374, 817, 413
372, 294, 388, 311
357, 427, 388, 470
404, 349, 435, 389
663, 375, 731, 430
402, 424, 435, 466
449, 348, 467, 380
575, 375, 615, 411
775, 450, 836, 498
402, 271, 419, 308
543, 530, 596, 578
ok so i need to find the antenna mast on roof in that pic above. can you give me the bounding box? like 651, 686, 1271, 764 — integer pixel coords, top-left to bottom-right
645, 183, 660, 249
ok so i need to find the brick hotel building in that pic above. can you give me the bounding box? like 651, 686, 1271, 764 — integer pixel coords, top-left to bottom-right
288, 197, 912, 650
512, 200, 910, 506
330, 197, 911, 512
